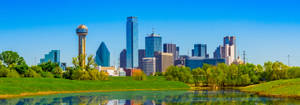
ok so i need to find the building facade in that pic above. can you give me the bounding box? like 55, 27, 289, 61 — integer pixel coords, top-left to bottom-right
145, 32, 162, 57
213, 45, 223, 59
185, 57, 225, 69
126, 16, 139, 69
138, 49, 145, 69
142, 57, 156, 76
213, 36, 236, 65
175, 55, 188, 66
119, 49, 126, 69
40, 50, 60, 65
154, 52, 174, 73
95, 42, 110, 67
192, 44, 209, 58
224, 36, 236, 58
163, 43, 179, 61
76, 24, 88, 67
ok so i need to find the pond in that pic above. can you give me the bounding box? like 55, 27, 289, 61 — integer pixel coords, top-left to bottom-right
0, 90, 299, 105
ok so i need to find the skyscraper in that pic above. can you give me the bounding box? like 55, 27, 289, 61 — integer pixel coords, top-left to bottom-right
142, 57, 156, 76
224, 36, 236, 59
214, 36, 236, 65
154, 52, 174, 73
76, 24, 88, 67
95, 42, 110, 67
145, 32, 162, 57
163, 43, 179, 61
126, 16, 138, 69
120, 49, 126, 69
192, 44, 209, 58
213, 45, 223, 59
40, 50, 60, 65
138, 49, 145, 69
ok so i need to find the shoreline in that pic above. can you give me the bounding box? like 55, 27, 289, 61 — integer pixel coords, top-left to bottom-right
1, 87, 300, 99
239, 89, 300, 99
0, 88, 189, 99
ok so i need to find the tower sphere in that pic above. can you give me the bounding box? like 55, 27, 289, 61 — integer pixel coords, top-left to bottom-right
76, 24, 88, 36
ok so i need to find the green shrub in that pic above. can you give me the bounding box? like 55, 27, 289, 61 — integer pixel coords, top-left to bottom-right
288, 67, 300, 78
71, 70, 91, 80
88, 69, 100, 80
14, 64, 29, 75
0, 68, 20, 78
0, 68, 9, 77
24, 69, 41, 78
154, 72, 163, 76
31, 66, 43, 73
52, 67, 63, 78
41, 72, 54, 78
6, 70, 20, 78
99, 71, 109, 80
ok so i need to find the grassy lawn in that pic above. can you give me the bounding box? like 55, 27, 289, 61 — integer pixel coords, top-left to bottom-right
0, 76, 189, 95
240, 78, 300, 97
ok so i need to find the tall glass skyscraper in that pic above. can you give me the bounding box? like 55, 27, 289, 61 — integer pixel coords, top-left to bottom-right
95, 42, 110, 67
192, 44, 208, 58
126, 16, 138, 69
120, 49, 127, 69
40, 50, 60, 65
145, 32, 162, 57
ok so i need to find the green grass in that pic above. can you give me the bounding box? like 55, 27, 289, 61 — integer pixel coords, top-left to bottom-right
0, 76, 189, 95
240, 78, 300, 97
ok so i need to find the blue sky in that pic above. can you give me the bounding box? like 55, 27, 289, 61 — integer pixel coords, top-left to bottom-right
0, 0, 300, 66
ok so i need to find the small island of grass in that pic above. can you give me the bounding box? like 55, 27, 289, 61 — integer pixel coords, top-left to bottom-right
240, 78, 300, 98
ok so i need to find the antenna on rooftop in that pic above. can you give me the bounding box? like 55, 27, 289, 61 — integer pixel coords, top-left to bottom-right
243, 51, 246, 64
288, 54, 290, 66
152, 27, 155, 33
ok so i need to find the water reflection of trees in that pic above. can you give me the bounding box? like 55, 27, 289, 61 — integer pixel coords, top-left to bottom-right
0, 90, 299, 105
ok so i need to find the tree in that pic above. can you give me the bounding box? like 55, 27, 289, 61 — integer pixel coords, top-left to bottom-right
132, 69, 146, 80
15, 64, 29, 75
0, 51, 26, 66
38, 61, 59, 72
165, 66, 193, 83
30, 65, 43, 74
52, 67, 63, 78
192, 68, 206, 86
72, 54, 97, 71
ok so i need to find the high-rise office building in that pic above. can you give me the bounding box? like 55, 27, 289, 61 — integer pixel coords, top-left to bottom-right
120, 49, 127, 69
176, 47, 180, 60
138, 49, 145, 69
126, 16, 138, 69
95, 42, 110, 67
142, 57, 156, 76
213, 45, 223, 59
145, 32, 162, 57
154, 52, 174, 73
163, 43, 179, 61
76, 24, 88, 67
40, 50, 60, 65
224, 36, 236, 59
213, 36, 236, 65
192, 44, 209, 58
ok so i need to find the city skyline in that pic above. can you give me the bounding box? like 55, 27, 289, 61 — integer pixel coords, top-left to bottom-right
0, 0, 300, 66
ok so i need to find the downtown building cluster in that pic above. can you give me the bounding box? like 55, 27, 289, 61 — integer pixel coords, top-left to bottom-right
120, 16, 243, 76
39, 16, 243, 76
